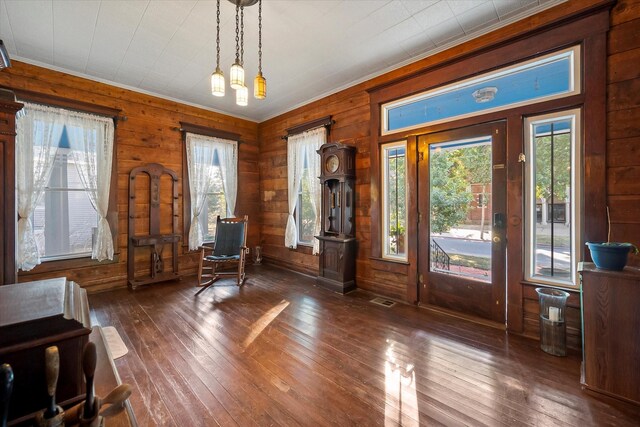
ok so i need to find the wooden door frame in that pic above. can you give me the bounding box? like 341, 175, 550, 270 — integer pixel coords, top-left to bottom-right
417, 121, 507, 323
367, 5, 609, 332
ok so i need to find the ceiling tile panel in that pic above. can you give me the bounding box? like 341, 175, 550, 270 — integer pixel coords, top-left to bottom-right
493, 0, 539, 20
85, 1, 149, 80
52, 0, 100, 71
412, 1, 455, 30
425, 17, 465, 46
0, 1, 17, 55
447, 0, 489, 16
457, 1, 499, 34
400, 0, 438, 16
4, 0, 53, 62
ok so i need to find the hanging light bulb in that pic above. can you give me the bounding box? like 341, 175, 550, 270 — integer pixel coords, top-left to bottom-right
211, 0, 225, 96
254, 0, 266, 99
236, 85, 249, 106
229, 2, 245, 89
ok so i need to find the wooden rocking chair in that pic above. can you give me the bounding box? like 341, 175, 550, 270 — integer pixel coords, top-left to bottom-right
195, 215, 249, 295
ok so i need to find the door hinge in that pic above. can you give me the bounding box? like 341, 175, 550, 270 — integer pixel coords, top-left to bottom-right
518, 153, 526, 163
418, 152, 424, 161
418, 274, 424, 284
418, 212, 422, 223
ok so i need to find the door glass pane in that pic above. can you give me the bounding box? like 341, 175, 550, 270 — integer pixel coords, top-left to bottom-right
429, 136, 492, 281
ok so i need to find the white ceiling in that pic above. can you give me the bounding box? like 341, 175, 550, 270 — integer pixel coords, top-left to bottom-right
0, 0, 562, 122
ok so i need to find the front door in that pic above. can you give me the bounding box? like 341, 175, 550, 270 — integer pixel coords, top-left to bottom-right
418, 122, 507, 323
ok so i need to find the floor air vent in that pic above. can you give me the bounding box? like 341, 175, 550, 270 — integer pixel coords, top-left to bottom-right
370, 297, 396, 308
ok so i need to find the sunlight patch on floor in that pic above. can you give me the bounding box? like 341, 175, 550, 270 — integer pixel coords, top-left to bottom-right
242, 299, 290, 349
385, 342, 419, 427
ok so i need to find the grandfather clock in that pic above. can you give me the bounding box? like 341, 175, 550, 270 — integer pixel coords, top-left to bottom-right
316, 142, 356, 293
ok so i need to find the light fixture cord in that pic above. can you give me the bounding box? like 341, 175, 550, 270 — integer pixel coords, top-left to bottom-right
215, 0, 221, 68
234, 2, 240, 63
258, 0, 262, 74
240, 5, 244, 66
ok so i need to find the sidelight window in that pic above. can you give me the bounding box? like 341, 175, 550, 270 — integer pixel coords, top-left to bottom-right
524, 109, 581, 287
382, 141, 407, 261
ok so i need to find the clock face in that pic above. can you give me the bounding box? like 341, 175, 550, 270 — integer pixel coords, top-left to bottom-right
326, 154, 340, 173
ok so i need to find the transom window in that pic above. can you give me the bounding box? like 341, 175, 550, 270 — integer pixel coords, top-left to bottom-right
382, 141, 407, 260
382, 46, 580, 135
524, 109, 581, 287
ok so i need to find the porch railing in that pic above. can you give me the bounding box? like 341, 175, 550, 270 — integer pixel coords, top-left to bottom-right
430, 239, 450, 271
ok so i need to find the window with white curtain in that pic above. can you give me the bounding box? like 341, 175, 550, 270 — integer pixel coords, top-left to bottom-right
185, 133, 237, 250
16, 102, 115, 269
286, 127, 325, 254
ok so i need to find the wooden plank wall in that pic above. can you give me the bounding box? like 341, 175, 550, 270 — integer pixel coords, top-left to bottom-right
520, 0, 640, 350
0, 62, 259, 293
606, 0, 640, 261
258, 0, 627, 303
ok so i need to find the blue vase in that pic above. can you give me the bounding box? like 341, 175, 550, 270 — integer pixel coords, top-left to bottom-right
586, 242, 632, 271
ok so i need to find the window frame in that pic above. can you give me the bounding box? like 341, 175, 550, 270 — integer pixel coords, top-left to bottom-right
381, 45, 581, 136
524, 108, 582, 289
14, 92, 120, 272
381, 140, 408, 261
180, 122, 241, 250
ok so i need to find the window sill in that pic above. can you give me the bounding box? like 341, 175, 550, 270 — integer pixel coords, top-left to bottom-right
369, 256, 409, 266
520, 279, 579, 292
19, 253, 120, 276
289, 245, 314, 255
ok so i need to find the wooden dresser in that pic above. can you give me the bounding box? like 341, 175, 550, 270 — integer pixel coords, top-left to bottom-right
580, 263, 640, 405
0, 278, 136, 426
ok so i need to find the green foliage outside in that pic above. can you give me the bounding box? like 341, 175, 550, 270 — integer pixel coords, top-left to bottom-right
429, 147, 475, 234
534, 132, 571, 201
204, 166, 227, 240
386, 150, 407, 255
428, 142, 495, 235
298, 167, 316, 244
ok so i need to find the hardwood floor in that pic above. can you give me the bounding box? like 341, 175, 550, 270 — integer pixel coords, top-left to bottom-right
89, 265, 640, 426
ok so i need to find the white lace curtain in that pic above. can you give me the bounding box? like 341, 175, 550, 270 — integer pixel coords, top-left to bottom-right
66, 111, 115, 261
15, 102, 115, 270
186, 133, 238, 250
285, 127, 325, 254
16, 104, 64, 270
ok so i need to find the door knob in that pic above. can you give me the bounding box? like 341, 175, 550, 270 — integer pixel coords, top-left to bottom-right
493, 236, 501, 243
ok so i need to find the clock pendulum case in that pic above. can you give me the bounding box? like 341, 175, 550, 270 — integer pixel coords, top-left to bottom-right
316, 142, 357, 293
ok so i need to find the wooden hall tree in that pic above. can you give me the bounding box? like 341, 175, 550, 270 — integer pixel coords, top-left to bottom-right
128, 163, 181, 289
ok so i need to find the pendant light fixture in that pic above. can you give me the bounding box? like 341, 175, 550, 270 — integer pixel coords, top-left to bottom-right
210, 0, 225, 96
235, 5, 249, 106
254, 0, 266, 99
213, 0, 266, 105
229, 2, 244, 90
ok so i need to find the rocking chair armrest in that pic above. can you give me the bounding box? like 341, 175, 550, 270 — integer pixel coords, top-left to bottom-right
198, 245, 215, 253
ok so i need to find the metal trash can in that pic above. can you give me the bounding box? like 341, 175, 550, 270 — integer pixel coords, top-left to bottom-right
535, 287, 570, 356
